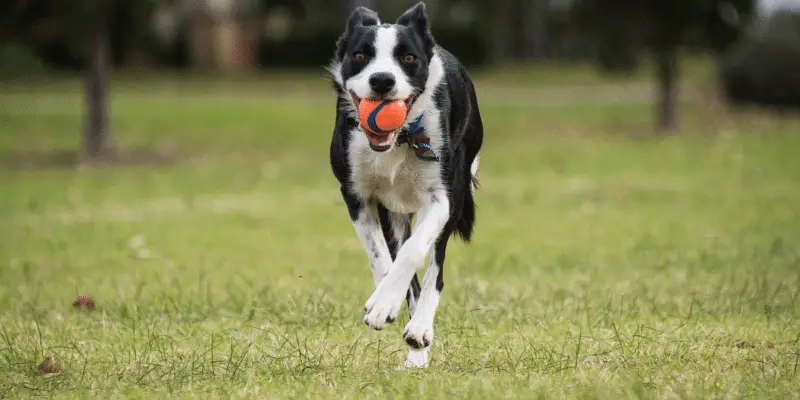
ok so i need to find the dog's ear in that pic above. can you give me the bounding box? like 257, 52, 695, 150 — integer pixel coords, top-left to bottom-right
335, 7, 380, 60
347, 6, 380, 31
396, 2, 434, 59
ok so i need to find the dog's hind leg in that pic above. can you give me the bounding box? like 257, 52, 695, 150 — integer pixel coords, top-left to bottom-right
378, 206, 421, 317
401, 225, 451, 368
406, 273, 422, 317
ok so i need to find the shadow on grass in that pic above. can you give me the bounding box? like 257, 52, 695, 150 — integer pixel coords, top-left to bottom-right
2, 146, 183, 171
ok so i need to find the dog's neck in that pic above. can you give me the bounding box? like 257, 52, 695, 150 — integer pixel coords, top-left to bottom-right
396, 112, 439, 162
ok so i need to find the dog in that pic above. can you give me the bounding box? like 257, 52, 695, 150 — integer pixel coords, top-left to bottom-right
327, 2, 483, 368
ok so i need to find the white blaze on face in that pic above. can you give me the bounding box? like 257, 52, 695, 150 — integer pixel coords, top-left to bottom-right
345, 26, 414, 102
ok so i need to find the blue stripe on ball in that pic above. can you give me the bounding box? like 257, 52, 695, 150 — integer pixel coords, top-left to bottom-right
366, 100, 395, 134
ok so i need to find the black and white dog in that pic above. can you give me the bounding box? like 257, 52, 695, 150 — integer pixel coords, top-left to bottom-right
327, 2, 483, 368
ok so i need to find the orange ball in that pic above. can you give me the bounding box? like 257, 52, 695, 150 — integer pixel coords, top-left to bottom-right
358, 99, 408, 135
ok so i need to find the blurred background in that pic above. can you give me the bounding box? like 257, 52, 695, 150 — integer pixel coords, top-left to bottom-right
1, 0, 799, 158
2, 3, 800, 395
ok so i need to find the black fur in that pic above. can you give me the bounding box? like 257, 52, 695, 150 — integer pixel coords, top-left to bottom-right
430, 49, 483, 242
334, 5, 433, 102
335, 7, 380, 62
328, 2, 483, 326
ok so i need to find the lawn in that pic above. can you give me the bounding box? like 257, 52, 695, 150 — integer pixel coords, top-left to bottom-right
0, 70, 799, 399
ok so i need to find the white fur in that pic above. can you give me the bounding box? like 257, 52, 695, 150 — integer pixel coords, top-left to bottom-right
352, 207, 394, 286
345, 27, 415, 102
363, 193, 449, 329
338, 44, 450, 369
348, 131, 441, 214
470, 153, 480, 192
389, 212, 410, 249
346, 51, 446, 214
402, 245, 441, 353
389, 212, 415, 313
328, 61, 343, 86
402, 348, 429, 369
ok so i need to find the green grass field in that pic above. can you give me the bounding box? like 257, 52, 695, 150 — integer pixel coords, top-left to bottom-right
1, 69, 799, 399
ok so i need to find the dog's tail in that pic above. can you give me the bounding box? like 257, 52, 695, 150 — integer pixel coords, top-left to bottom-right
454, 189, 476, 242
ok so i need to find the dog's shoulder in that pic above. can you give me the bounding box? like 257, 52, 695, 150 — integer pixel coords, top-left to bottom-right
330, 95, 357, 186
442, 49, 479, 100
428, 46, 479, 145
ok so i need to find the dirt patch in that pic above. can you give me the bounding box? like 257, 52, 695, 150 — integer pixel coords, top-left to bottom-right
2, 145, 184, 171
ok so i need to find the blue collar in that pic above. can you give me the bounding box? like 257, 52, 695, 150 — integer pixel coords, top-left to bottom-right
395, 113, 440, 162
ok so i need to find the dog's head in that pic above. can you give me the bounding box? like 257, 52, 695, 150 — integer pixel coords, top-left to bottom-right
329, 2, 436, 151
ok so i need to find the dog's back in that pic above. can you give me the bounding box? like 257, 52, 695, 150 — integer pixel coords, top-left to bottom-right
432, 47, 483, 242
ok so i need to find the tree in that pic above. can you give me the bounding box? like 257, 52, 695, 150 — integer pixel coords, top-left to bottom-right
62, 0, 161, 159
6, 0, 161, 159
720, 11, 800, 110
83, 0, 113, 158
570, 0, 756, 131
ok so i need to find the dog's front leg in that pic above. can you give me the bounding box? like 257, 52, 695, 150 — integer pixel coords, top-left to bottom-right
363, 190, 450, 330
343, 189, 394, 287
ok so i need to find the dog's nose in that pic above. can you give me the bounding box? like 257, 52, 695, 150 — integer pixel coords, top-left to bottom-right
369, 72, 396, 95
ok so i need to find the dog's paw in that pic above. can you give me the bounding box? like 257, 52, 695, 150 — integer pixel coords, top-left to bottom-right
402, 318, 434, 349
363, 295, 402, 330
396, 348, 429, 370
363, 280, 405, 330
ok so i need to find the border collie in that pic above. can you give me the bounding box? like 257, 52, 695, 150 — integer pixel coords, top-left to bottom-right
327, 2, 483, 368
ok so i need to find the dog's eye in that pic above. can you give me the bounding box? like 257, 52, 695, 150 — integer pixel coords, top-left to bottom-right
403, 54, 416, 63
353, 52, 365, 62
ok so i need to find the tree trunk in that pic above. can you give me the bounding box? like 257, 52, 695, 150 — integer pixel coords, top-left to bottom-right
84, 16, 113, 158
654, 47, 679, 132
488, 0, 514, 60
520, 0, 548, 59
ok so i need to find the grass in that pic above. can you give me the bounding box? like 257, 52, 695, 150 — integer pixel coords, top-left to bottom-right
0, 68, 799, 399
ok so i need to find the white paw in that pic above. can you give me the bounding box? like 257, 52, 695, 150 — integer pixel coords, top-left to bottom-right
402, 317, 434, 349
396, 348, 429, 370
363, 278, 406, 330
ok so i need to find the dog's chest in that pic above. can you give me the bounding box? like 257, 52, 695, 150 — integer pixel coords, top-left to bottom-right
350, 146, 438, 214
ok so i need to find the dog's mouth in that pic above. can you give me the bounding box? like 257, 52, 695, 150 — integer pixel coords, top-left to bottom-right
351, 91, 416, 152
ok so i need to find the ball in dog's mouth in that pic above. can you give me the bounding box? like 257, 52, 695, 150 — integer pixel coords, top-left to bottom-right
351, 91, 416, 152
